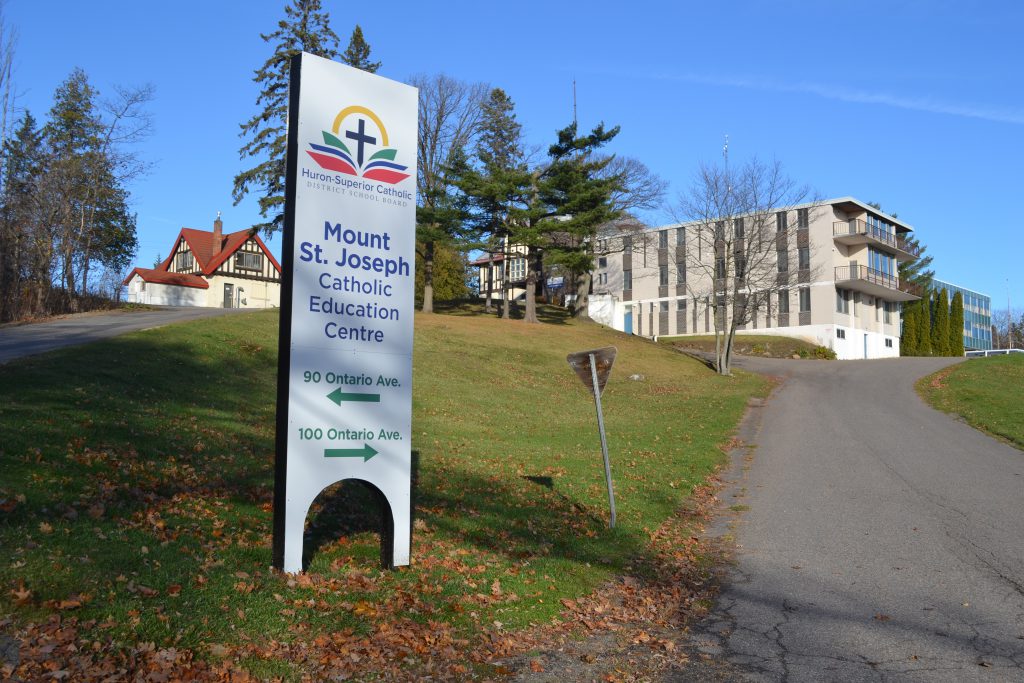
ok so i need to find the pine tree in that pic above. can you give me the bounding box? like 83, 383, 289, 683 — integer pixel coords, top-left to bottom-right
340, 25, 380, 72
916, 295, 933, 355
456, 88, 530, 319
233, 0, 339, 234
0, 111, 45, 321
900, 302, 919, 356
931, 288, 950, 356
949, 291, 965, 356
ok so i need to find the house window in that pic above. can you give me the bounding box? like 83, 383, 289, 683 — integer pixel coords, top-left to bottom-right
885, 338, 893, 348
659, 265, 669, 286
837, 328, 846, 339
836, 288, 849, 314
884, 301, 893, 324
798, 246, 810, 270
235, 251, 264, 271
776, 211, 788, 232
799, 287, 811, 313
677, 299, 686, 311
778, 290, 790, 314
659, 230, 668, 249
597, 272, 608, 285
734, 218, 744, 239
623, 269, 632, 290
676, 261, 686, 285
797, 208, 809, 229
175, 251, 194, 271
777, 249, 789, 273
598, 256, 607, 268
676, 227, 685, 246
509, 258, 526, 281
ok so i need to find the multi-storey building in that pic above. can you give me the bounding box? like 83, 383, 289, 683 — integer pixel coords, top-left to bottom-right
472, 240, 530, 305
589, 197, 922, 359
932, 279, 992, 351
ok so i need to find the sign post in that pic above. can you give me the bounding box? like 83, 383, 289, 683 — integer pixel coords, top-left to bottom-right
566, 347, 618, 528
273, 53, 418, 573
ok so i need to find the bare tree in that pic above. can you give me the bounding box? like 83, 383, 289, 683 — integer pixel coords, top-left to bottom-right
409, 73, 487, 313
675, 158, 816, 375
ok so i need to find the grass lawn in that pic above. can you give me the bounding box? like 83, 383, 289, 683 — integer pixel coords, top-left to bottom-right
0, 306, 766, 679
661, 333, 829, 359
919, 354, 1024, 448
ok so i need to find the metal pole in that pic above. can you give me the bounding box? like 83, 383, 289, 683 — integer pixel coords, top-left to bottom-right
589, 352, 616, 528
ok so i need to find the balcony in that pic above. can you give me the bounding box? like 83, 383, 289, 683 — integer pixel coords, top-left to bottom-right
834, 265, 922, 302
833, 220, 920, 261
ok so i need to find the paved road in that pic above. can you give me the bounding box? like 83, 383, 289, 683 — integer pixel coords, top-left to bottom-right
674, 356, 1024, 682
0, 307, 246, 364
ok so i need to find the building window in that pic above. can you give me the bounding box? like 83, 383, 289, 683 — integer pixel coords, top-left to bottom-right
660, 301, 669, 312
659, 265, 668, 286
597, 272, 608, 285
676, 227, 685, 246
776, 211, 788, 232
235, 251, 263, 271
715, 221, 725, 240
509, 257, 526, 281
884, 301, 892, 324
734, 218, 744, 239
715, 257, 726, 279
836, 288, 849, 314
778, 290, 790, 314
676, 261, 686, 285
175, 251, 194, 271
623, 269, 632, 290
735, 254, 747, 280
659, 230, 668, 249
837, 328, 846, 339
677, 298, 686, 311
885, 338, 893, 348
799, 288, 811, 313
797, 208, 809, 229
798, 246, 810, 270
777, 249, 789, 273
598, 256, 607, 268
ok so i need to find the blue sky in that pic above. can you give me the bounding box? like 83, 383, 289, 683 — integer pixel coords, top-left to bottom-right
6, 0, 1023, 311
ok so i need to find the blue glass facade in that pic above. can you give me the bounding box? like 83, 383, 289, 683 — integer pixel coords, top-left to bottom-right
932, 279, 992, 351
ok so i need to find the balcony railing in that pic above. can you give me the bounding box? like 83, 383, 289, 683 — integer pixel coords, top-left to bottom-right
833, 220, 920, 258
835, 264, 922, 297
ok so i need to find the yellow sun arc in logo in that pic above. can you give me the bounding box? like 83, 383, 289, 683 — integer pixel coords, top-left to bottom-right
332, 106, 389, 147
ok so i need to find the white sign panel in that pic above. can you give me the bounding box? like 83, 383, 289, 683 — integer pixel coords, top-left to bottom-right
275, 53, 417, 573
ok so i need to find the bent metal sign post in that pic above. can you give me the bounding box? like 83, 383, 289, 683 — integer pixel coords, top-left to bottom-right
274, 52, 417, 573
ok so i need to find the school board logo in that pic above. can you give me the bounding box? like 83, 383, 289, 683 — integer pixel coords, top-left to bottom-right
306, 106, 410, 184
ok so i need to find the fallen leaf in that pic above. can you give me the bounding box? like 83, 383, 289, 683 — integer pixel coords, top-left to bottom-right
38, 521, 53, 534
530, 658, 544, 672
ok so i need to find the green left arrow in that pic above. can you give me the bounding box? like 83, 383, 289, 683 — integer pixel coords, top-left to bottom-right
324, 444, 378, 461
327, 388, 380, 404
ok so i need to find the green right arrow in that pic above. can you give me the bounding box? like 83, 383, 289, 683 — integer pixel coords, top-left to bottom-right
324, 444, 378, 461
327, 388, 381, 405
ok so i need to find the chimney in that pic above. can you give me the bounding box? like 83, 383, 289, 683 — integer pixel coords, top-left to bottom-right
213, 212, 223, 257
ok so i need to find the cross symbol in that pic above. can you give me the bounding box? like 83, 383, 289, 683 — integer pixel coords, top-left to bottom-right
345, 118, 377, 167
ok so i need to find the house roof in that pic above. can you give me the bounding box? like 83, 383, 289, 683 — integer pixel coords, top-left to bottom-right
122, 267, 210, 289
159, 227, 283, 276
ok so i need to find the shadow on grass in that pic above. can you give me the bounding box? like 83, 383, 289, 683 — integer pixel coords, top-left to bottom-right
431, 299, 572, 325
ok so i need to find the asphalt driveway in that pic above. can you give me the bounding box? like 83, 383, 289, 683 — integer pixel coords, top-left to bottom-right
675, 356, 1024, 682
0, 307, 248, 365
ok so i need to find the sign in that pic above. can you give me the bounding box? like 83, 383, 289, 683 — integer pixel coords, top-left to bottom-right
566, 347, 618, 527
566, 346, 616, 395
274, 53, 417, 573
547, 276, 564, 289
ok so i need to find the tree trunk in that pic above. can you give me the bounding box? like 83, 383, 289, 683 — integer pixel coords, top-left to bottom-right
573, 271, 592, 319
484, 263, 493, 313
523, 246, 538, 324
421, 240, 434, 314
501, 241, 511, 320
